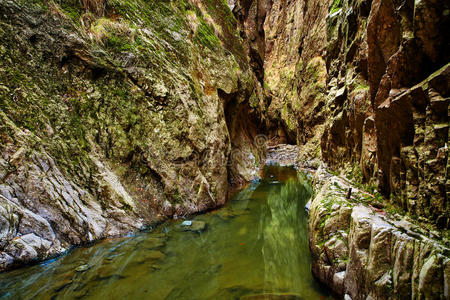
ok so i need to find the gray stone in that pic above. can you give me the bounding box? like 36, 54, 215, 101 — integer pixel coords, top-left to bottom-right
333, 271, 346, 294
75, 264, 90, 272
5, 237, 38, 262
179, 220, 207, 232
0, 252, 14, 270
418, 254, 444, 298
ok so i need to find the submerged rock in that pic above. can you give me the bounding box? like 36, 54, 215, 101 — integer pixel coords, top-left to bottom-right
144, 250, 165, 261
53, 278, 73, 293
150, 264, 162, 271
178, 220, 207, 233
217, 208, 249, 220
142, 237, 166, 250
75, 264, 90, 272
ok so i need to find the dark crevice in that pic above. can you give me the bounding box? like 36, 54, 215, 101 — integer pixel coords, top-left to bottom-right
221, 87, 265, 186
91, 67, 108, 81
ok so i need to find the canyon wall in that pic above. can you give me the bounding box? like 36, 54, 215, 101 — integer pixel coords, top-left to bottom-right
234, 0, 449, 298
235, 0, 449, 227
322, 0, 449, 229
0, 0, 264, 271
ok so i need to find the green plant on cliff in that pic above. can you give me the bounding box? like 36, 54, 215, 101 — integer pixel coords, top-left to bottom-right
107, 34, 134, 51
193, 18, 220, 49
330, 0, 343, 14
353, 82, 369, 91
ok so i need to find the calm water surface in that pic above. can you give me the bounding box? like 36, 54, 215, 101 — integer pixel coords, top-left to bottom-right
0, 165, 334, 299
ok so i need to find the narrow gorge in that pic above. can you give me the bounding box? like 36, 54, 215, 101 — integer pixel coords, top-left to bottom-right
0, 0, 448, 299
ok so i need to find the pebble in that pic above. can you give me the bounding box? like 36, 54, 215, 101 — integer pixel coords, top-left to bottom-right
75, 264, 90, 272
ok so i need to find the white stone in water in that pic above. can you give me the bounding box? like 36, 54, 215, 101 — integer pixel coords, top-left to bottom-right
179, 220, 206, 232
181, 220, 192, 226
75, 264, 90, 272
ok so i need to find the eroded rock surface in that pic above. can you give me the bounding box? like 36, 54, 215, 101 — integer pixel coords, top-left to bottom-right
236, 0, 449, 227
0, 0, 265, 271
309, 169, 450, 299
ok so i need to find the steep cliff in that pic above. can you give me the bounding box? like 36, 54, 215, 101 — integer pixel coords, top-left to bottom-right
233, 0, 449, 298
323, 0, 449, 229
235, 0, 448, 225
0, 0, 265, 271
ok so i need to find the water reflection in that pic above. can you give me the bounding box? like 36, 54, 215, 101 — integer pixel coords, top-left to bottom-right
260, 171, 312, 296
0, 165, 332, 300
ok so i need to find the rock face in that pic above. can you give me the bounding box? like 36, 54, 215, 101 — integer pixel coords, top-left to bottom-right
235, 0, 449, 227
308, 169, 450, 300
0, 0, 265, 271
321, 0, 449, 223
0, 2, 448, 299
321, 0, 449, 228
234, 0, 449, 296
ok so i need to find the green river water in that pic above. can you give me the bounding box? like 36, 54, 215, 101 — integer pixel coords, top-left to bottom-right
0, 165, 334, 300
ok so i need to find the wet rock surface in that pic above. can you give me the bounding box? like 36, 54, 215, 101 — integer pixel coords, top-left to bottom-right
308, 167, 450, 300
178, 220, 207, 233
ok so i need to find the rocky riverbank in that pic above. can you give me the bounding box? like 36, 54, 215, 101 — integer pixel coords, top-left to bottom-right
308, 167, 449, 300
